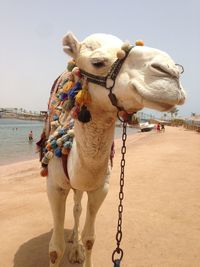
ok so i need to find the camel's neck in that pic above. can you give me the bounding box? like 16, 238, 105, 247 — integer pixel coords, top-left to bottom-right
74, 109, 116, 169
68, 107, 117, 190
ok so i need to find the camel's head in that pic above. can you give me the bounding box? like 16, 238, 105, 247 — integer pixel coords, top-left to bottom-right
63, 32, 186, 114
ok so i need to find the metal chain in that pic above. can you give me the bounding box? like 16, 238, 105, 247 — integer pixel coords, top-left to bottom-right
112, 121, 127, 266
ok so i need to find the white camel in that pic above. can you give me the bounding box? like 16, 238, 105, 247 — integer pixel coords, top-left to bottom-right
45, 32, 186, 267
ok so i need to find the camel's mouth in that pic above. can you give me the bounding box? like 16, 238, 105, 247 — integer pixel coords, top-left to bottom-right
130, 79, 185, 111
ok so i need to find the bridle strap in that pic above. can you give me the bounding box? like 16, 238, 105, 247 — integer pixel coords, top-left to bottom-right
79, 46, 134, 112
79, 69, 107, 87
79, 45, 133, 89
106, 46, 133, 89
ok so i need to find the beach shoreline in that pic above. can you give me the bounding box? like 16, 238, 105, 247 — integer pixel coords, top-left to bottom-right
0, 118, 44, 166
1, 126, 200, 267
0, 118, 139, 167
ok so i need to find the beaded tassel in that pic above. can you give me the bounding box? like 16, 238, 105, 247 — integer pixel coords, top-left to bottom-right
75, 83, 92, 123
75, 84, 92, 106
39, 59, 93, 178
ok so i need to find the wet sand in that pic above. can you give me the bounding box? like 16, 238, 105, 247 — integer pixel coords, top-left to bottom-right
0, 126, 200, 267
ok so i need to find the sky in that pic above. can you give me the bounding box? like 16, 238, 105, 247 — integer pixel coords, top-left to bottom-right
0, 0, 199, 117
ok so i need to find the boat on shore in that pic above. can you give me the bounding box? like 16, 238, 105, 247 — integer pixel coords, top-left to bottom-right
139, 122, 155, 132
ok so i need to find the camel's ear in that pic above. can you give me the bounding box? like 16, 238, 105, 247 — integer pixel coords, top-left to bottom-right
62, 32, 80, 59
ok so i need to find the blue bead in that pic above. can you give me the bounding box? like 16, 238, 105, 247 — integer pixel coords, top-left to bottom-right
68, 82, 82, 99
51, 140, 57, 149
64, 141, 72, 149
60, 93, 68, 101
58, 129, 66, 136
53, 114, 59, 121
54, 147, 62, 157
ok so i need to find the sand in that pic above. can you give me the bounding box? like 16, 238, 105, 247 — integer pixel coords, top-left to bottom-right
0, 126, 200, 267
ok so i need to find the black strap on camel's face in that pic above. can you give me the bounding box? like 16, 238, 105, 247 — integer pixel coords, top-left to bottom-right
79, 45, 134, 115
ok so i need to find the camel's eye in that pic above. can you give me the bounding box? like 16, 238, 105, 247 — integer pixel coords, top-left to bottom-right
92, 62, 105, 68
91, 58, 107, 68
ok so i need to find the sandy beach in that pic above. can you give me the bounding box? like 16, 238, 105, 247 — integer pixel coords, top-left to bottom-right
1, 126, 200, 267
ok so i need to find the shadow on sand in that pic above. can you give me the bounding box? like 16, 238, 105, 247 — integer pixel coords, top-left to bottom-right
14, 229, 83, 267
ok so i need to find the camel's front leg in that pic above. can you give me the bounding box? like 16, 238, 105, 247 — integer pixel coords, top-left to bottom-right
47, 177, 70, 267
68, 189, 85, 263
82, 181, 109, 267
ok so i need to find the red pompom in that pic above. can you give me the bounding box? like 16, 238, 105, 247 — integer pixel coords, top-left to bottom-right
72, 67, 81, 77
71, 106, 80, 119
40, 167, 48, 177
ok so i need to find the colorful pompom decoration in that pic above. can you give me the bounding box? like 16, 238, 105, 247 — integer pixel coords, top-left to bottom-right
54, 147, 62, 157
40, 167, 48, 177
117, 49, 126, 59
135, 40, 144, 46
121, 42, 131, 52
62, 147, 70, 155
77, 105, 92, 123
71, 106, 80, 119
62, 81, 75, 93
72, 67, 81, 77
67, 60, 76, 71
39, 58, 93, 177
63, 99, 74, 111
75, 85, 92, 106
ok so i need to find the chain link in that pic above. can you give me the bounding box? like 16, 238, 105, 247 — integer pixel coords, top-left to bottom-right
112, 121, 127, 266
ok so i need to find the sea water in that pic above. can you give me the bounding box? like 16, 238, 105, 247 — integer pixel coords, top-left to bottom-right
0, 118, 139, 166
0, 118, 44, 165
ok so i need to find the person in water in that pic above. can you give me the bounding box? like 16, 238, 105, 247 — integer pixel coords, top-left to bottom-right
28, 130, 33, 141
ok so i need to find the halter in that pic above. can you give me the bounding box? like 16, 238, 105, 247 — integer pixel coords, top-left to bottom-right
79, 45, 134, 113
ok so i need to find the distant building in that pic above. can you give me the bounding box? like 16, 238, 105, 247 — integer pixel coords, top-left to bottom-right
186, 115, 200, 126
0, 108, 17, 113
40, 111, 47, 117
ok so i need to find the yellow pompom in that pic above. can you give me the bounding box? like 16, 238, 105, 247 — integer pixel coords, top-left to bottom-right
62, 81, 75, 93
75, 87, 92, 106
135, 40, 144, 46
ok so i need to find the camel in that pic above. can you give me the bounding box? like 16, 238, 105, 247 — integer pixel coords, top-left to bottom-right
44, 32, 186, 267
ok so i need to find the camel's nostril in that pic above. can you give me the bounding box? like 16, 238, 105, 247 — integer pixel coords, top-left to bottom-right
151, 63, 180, 79
178, 97, 185, 105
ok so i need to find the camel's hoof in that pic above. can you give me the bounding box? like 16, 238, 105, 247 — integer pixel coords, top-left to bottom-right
49, 251, 58, 264
68, 243, 85, 264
